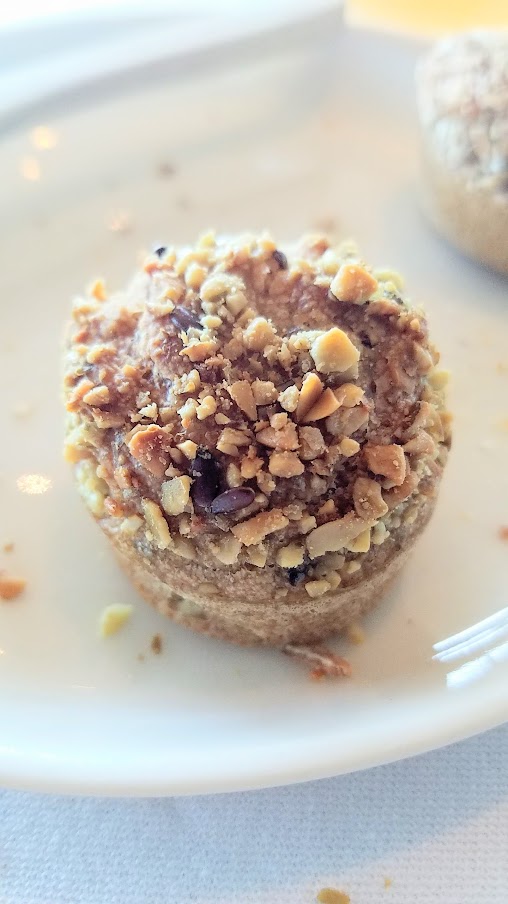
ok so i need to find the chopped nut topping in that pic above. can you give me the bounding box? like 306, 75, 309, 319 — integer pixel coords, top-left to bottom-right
268, 451, 305, 478
364, 443, 407, 485
276, 543, 305, 568
127, 425, 171, 478
177, 440, 198, 460
196, 395, 217, 420
334, 383, 364, 408
231, 509, 289, 546
310, 328, 360, 374
141, 499, 172, 549
298, 426, 326, 460
306, 512, 369, 559
353, 477, 389, 520
302, 387, 340, 423
243, 317, 277, 351
179, 338, 218, 362
89, 278, 107, 301
161, 476, 192, 516
257, 421, 299, 451
304, 579, 331, 597
295, 372, 323, 422
330, 262, 378, 304
278, 385, 300, 412
228, 380, 257, 420
245, 544, 268, 567
338, 437, 360, 457
212, 536, 242, 565
344, 527, 371, 553
252, 380, 278, 405
83, 383, 111, 407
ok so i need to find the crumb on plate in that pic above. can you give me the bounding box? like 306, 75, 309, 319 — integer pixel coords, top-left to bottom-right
150, 633, 163, 655
284, 643, 351, 679
384, 877, 393, 890
3, 542, 14, 553
345, 621, 365, 645
317, 889, 350, 904
0, 572, 26, 601
99, 603, 133, 637
499, 526, 508, 541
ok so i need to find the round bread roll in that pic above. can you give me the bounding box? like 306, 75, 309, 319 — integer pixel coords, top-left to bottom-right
417, 31, 508, 275
64, 233, 450, 647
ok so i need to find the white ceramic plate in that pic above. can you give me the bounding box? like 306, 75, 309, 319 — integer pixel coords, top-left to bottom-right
1, 16, 507, 797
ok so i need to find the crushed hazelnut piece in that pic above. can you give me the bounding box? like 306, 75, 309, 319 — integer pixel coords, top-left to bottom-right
228, 380, 257, 420
243, 317, 277, 351
338, 437, 360, 457
0, 573, 26, 601
276, 544, 305, 568
365, 443, 407, 485
330, 262, 377, 304
252, 380, 278, 405
99, 603, 133, 637
177, 440, 198, 460
127, 425, 171, 478
278, 385, 300, 413
303, 387, 341, 423
226, 463, 242, 487
316, 887, 351, 904
215, 413, 231, 425
257, 422, 299, 451
180, 338, 219, 362
353, 477, 388, 520
295, 372, 323, 422
305, 579, 331, 597
345, 527, 371, 553
196, 395, 217, 420
334, 383, 364, 408
232, 509, 289, 546
141, 499, 172, 549
240, 454, 263, 479
269, 451, 305, 478
172, 537, 196, 559
298, 426, 326, 460
310, 328, 360, 374
306, 512, 369, 559
161, 476, 192, 516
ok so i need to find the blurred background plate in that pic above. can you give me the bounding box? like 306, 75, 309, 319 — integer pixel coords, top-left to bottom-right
0, 6, 507, 796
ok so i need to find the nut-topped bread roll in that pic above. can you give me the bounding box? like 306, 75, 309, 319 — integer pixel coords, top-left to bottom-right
417, 31, 508, 275
63, 233, 450, 647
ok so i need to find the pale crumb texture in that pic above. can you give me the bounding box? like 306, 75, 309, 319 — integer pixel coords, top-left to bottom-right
0, 573, 26, 601
317, 888, 351, 904
63, 231, 450, 647
99, 604, 133, 637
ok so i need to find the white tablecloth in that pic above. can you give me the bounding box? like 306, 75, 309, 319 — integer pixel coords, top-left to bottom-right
1, 724, 507, 904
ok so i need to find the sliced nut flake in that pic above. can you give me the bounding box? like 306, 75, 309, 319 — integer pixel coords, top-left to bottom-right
217, 427, 251, 450
246, 544, 268, 567
82, 384, 111, 407
231, 509, 289, 546
303, 387, 340, 423
344, 527, 371, 553
141, 499, 172, 549
310, 328, 360, 374
161, 476, 192, 516
353, 477, 388, 520
330, 263, 378, 304
276, 543, 305, 568
295, 372, 323, 421
228, 380, 257, 420
268, 451, 304, 478
365, 443, 407, 485
306, 512, 369, 559
212, 537, 242, 565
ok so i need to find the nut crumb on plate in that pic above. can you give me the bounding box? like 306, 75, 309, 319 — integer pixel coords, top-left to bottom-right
99, 604, 133, 637
0, 573, 26, 601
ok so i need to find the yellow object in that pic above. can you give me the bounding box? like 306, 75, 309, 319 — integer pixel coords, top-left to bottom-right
345, 0, 508, 36
99, 604, 133, 638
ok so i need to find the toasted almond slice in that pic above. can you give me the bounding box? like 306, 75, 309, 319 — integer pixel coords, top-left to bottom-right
302, 387, 340, 423
295, 372, 323, 422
